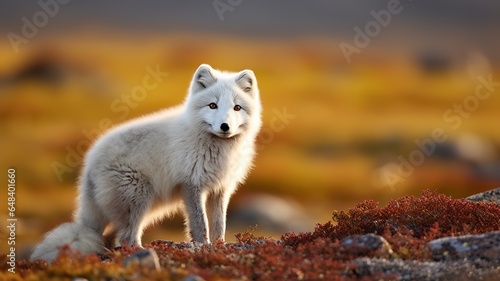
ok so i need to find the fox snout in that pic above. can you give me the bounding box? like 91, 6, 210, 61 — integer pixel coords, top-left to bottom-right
213, 121, 237, 138
220, 123, 230, 132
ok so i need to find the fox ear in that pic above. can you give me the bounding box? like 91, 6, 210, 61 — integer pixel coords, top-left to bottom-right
191, 64, 216, 94
236, 70, 255, 93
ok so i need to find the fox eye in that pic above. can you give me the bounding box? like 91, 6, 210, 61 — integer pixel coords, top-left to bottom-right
234, 105, 242, 111
208, 103, 217, 109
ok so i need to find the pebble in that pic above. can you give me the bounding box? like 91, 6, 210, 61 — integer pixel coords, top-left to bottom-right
122, 248, 161, 271
182, 274, 206, 281
340, 234, 393, 257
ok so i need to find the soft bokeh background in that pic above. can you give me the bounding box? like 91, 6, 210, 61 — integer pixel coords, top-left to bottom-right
1, 1, 500, 257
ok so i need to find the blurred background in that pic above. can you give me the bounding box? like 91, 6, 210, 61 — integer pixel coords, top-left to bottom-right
1, 0, 500, 257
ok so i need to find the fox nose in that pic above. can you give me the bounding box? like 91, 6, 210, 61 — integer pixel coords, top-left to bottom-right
220, 123, 230, 132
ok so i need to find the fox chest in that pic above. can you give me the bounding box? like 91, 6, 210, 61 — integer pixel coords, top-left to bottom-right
183, 143, 237, 188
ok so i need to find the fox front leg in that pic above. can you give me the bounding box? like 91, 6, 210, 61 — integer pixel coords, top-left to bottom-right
207, 191, 230, 242
183, 185, 209, 243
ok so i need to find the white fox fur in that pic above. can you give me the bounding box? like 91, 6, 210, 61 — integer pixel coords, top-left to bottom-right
31, 64, 262, 262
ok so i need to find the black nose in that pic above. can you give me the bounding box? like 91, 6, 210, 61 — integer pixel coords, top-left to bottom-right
220, 123, 230, 132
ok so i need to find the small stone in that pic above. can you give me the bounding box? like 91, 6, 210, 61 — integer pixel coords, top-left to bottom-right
122, 248, 160, 271
340, 234, 393, 257
172, 242, 204, 252
71, 278, 88, 281
466, 187, 500, 204
150, 240, 175, 247
427, 231, 500, 261
183, 274, 205, 281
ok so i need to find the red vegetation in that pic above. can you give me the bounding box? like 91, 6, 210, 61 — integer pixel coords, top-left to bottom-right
282, 190, 500, 258
3, 190, 500, 280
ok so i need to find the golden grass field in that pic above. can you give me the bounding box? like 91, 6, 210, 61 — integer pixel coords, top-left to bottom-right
1, 32, 499, 256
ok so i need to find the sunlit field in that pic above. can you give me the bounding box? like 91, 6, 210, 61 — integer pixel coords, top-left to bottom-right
1, 32, 499, 257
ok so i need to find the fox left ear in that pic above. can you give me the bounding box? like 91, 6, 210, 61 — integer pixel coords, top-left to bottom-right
236, 70, 255, 93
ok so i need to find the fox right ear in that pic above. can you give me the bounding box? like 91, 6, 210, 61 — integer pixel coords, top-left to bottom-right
191, 64, 216, 94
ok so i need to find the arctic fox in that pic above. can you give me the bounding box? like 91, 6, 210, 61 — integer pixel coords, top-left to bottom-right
31, 64, 262, 262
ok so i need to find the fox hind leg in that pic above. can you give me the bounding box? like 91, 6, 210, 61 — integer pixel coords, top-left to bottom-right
101, 165, 154, 247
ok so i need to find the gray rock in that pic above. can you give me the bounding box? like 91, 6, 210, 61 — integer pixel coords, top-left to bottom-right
182, 274, 205, 281
152, 240, 205, 252
427, 231, 500, 261
340, 234, 393, 257
466, 187, 500, 204
172, 242, 204, 252
350, 257, 500, 281
122, 248, 160, 271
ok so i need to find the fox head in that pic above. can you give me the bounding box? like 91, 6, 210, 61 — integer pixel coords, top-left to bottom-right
186, 64, 261, 139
